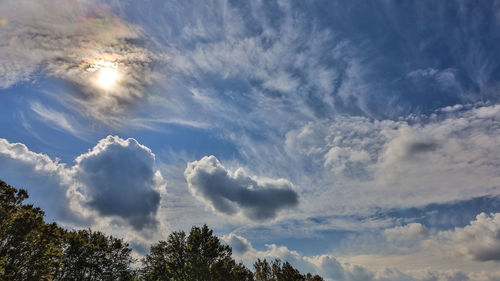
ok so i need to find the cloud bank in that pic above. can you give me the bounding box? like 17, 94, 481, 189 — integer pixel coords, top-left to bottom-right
184, 155, 298, 221
224, 214, 500, 281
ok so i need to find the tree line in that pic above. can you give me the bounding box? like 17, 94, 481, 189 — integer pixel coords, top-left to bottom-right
0, 180, 324, 281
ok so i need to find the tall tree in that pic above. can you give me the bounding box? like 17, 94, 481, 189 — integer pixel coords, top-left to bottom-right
141, 225, 253, 281
254, 258, 274, 281
54, 229, 135, 281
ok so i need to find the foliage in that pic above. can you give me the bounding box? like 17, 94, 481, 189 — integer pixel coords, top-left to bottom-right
0, 180, 63, 280
254, 258, 324, 281
0, 179, 324, 281
141, 225, 254, 281
0, 180, 135, 281
53, 229, 134, 281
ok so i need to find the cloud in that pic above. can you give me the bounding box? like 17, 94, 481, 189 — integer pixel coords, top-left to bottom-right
407, 68, 459, 90
73, 136, 162, 230
0, 0, 159, 125
0, 138, 66, 175
184, 155, 298, 221
223, 232, 500, 281
0, 136, 164, 230
221, 233, 253, 255
445, 213, 500, 262
335, 214, 500, 280
29, 101, 87, 139
384, 223, 429, 242
278, 104, 500, 219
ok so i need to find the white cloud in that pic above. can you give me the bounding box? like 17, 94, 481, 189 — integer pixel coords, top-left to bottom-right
277, 104, 500, 219
340, 214, 500, 280
444, 213, 500, 262
384, 223, 429, 242
0, 138, 66, 175
407, 68, 459, 90
29, 101, 83, 138
223, 231, 500, 281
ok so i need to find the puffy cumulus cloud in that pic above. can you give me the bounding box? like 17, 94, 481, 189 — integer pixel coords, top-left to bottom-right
445, 213, 500, 262
184, 156, 298, 221
0, 138, 76, 221
0, 136, 165, 230
221, 233, 253, 255
0, 0, 158, 125
72, 136, 162, 230
384, 223, 429, 242
0, 138, 67, 176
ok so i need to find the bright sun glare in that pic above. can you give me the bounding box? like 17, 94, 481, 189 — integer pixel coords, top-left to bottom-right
97, 67, 119, 89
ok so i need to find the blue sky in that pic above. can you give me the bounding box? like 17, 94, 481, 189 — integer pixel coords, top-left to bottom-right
1, 0, 500, 280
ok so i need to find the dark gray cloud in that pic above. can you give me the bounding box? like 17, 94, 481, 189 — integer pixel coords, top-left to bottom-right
184, 156, 298, 220
406, 141, 438, 156
75, 136, 161, 230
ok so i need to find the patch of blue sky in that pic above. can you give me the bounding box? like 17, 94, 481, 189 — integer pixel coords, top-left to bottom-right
121, 122, 241, 164
0, 79, 92, 163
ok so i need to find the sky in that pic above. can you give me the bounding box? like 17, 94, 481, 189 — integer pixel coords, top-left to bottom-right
1, 0, 500, 280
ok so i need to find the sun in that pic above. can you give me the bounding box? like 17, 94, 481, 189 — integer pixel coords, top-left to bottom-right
97, 67, 119, 89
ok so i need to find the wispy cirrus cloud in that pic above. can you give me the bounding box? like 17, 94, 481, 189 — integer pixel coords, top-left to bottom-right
29, 101, 82, 137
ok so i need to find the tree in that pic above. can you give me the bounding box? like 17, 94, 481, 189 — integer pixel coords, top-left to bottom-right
0, 180, 135, 281
254, 258, 274, 281
54, 229, 135, 281
254, 258, 323, 281
0, 180, 63, 280
305, 273, 325, 281
141, 224, 253, 281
